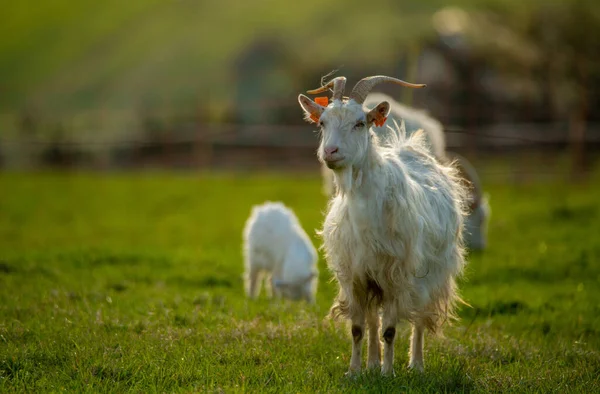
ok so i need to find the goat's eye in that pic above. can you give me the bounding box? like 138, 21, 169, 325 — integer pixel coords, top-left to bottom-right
354, 121, 365, 129
319, 120, 325, 127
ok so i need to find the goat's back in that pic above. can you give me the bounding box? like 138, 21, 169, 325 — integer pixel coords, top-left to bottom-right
365, 93, 446, 160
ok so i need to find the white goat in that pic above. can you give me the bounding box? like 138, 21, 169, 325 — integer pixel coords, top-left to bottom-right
298, 76, 467, 375
321, 92, 490, 251
446, 152, 491, 251
243, 201, 318, 303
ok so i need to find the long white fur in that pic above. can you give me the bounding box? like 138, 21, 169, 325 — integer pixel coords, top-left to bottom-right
320, 92, 489, 251
242, 201, 318, 303
300, 96, 467, 375
367, 92, 447, 159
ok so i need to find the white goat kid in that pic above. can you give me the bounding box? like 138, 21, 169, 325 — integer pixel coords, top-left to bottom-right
243, 201, 318, 303
298, 76, 467, 375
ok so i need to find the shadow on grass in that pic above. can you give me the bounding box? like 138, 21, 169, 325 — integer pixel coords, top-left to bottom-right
461, 300, 528, 320
339, 360, 474, 393
0, 261, 15, 274
1, 352, 69, 381
91, 364, 133, 382
167, 275, 234, 289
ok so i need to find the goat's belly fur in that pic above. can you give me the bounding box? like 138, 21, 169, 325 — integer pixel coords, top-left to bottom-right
322, 192, 463, 330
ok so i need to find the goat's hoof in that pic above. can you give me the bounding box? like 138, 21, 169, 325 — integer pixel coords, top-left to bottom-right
408, 362, 424, 372
381, 367, 395, 377
344, 369, 360, 379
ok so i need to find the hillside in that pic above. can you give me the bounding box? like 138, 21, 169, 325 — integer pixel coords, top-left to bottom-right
0, 0, 441, 112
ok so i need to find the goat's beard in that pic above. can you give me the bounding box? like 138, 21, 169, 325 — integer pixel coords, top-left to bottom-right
334, 166, 354, 195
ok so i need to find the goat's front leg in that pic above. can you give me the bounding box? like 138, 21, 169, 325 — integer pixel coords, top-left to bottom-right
269, 275, 280, 298
366, 306, 381, 370
381, 302, 398, 376
347, 308, 366, 375
408, 321, 425, 371
246, 267, 261, 299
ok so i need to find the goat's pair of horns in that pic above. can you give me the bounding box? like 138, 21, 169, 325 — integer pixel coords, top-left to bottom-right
307, 75, 426, 104
307, 77, 347, 101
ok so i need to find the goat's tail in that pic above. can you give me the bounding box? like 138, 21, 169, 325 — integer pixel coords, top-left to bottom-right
421, 274, 470, 336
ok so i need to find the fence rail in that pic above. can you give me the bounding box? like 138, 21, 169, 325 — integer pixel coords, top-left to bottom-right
1, 121, 600, 175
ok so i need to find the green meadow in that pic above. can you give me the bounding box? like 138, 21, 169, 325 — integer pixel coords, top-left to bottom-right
1, 167, 599, 392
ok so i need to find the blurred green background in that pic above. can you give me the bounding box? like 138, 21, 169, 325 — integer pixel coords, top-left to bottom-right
1, 0, 599, 171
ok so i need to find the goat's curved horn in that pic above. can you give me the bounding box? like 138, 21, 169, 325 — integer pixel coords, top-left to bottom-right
349, 75, 426, 104
307, 76, 347, 101
447, 151, 482, 211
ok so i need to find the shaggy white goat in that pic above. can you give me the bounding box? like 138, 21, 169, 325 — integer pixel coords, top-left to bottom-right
298, 76, 467, 375
320, 92, 489, 251
243, 201, 318, 303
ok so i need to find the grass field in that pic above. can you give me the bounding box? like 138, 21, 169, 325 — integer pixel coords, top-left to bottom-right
1, 168, 599, 392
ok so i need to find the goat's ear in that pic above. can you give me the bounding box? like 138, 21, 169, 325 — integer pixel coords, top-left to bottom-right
366, 101, 390, 126
298, 94, 325, 124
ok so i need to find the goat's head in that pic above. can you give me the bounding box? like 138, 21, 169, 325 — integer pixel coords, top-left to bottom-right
298, 75, 425, 170
273, 272, 316, 303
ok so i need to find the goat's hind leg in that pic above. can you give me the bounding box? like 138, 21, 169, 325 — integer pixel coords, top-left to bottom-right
408, 321, 425, 372
381, 302, 399, 376
246, 266, 262, 299
347, 308, 366, 375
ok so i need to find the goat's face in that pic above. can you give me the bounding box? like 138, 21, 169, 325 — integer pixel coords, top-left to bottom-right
298, 97, 390, 170
273, 273, 316, 303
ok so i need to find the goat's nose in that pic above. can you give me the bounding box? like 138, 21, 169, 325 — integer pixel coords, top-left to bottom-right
324, 146, 339, 156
